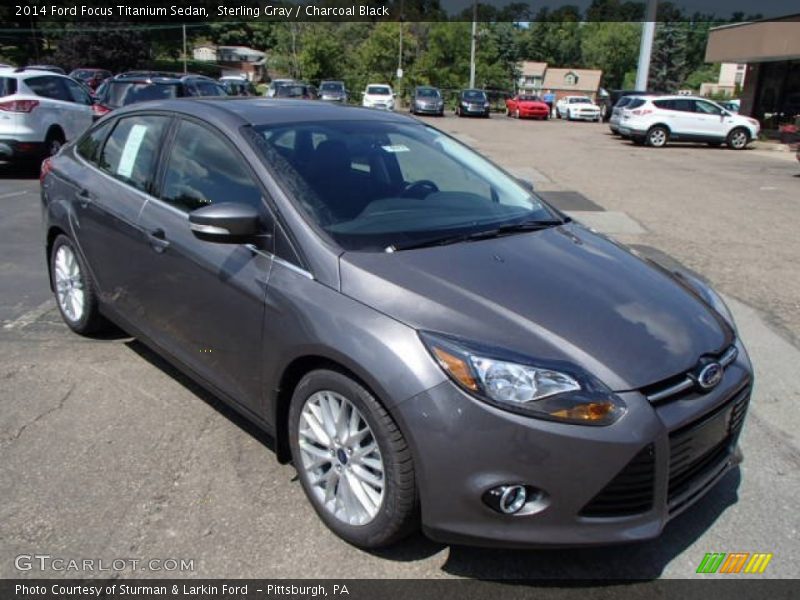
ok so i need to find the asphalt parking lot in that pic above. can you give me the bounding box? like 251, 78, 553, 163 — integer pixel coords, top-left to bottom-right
1, 115, 798, 580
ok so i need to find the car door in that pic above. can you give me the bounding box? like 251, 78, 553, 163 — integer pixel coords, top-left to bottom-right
134, 118, 272, 412
69, 114, 172, 321
692, 99, 728, 139
62, 77, 94, 138
24, 75, 68, 137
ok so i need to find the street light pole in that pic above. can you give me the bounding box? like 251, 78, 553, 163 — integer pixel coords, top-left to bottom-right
469, 1, 477, 89
182, 24, 187, 74
634, 0, 658, 91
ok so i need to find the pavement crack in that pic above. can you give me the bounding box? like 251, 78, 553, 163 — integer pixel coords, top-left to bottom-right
2, 383, 76, 447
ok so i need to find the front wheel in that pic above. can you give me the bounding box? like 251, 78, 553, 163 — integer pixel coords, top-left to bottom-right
50, 234, 106, 334
726, 127, 750, 150
288, 369, 418, 548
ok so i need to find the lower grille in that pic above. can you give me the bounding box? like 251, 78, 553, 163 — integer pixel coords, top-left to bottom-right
580, 444, 655, 517
667, 385, 750, 507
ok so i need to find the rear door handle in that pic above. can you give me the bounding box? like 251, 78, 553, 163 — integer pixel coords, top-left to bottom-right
147, 228, 170, 253
75, 188, 92, 208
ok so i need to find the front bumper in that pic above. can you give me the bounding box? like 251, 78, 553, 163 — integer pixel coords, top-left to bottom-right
0, 139, 45, 160
414, 104, 444, 115
393, 343, 752, 547
519, 108, 549, 118
571, 111, 601, 120
460, 105, 490, 116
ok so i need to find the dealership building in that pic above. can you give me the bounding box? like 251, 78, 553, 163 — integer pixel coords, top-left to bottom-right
705, 16, 800, 130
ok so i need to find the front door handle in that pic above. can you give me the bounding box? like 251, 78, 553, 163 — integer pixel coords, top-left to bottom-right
147, 228, 170, 253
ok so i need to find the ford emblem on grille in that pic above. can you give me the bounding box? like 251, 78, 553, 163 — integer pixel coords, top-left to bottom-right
694, 360, 724, 390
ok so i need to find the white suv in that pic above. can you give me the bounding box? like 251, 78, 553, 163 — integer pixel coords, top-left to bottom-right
0, 67, 94, 161
618, 95, 760, 149
556, 95, 602, 121
362, 84, 395, 111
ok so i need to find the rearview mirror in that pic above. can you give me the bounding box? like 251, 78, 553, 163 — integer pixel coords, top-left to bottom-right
189, 203, 264, 244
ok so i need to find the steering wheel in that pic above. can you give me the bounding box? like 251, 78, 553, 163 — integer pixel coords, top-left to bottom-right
400, 179, 439, 199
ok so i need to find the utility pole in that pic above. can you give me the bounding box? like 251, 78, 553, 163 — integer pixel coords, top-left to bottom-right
397, 1, 404, 102
469, 1, 477, 89
182, 24, 187, 74
634, 0, 658, 91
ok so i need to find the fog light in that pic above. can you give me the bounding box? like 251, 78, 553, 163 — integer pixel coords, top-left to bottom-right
483, 484, 528, 514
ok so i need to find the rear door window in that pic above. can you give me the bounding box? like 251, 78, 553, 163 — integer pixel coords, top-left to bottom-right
653, 99, 674, 110
160, 119, 263, 212
63, 78, 92, 105
99, 115, 171, 193
26, 76, 70, 101
0, 77, 17, 97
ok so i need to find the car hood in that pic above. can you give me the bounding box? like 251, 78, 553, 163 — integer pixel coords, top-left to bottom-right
519, 100, 548, 108
339, 223, 732, 391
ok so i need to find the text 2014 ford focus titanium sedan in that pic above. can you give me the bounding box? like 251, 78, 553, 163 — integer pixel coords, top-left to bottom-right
41, 98, 752, 548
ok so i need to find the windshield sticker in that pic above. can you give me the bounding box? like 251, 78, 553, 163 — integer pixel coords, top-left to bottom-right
381, 144, 410, 153
116, 124, 147, 179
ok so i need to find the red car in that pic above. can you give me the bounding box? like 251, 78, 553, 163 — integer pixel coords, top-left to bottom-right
506, 94, 550, 120
69, 68, 112, 91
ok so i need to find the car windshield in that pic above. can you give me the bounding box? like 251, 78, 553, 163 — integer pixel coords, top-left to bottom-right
321, 82, 344, 92
106, 81, 180, 107
251, 120, 557, 252
417, 88, 439, 98
276, 85, 307, 97
519, 95, 540, 101
367, 86, 391, 95
463, 90, 486, 101
569, 97, 591, 104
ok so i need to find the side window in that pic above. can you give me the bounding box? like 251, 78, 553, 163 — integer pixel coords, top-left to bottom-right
653, 99, 673, 110
26, 76, 70, 101
695, 100, 722, 115
63, 78, 92, 105
76, 121, 113, 164
672, 99, 694, 112
194, 81, 226, 96
161, 120, 263, 212
99, 115, 170, 193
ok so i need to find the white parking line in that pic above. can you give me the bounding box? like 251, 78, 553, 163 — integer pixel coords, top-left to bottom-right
2, 299, 55, 330
0, 190, 29, 199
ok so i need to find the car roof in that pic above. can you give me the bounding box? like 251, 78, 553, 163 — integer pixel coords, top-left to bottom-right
0, 67, 71, 80
107, 97, 419, 128
112, 71, 215, 83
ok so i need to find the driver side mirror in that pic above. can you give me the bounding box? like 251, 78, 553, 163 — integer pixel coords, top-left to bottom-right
189, 203, 266, 244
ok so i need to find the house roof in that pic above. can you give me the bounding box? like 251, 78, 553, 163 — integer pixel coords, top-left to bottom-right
542, 68, 603, 92
519, 61, 548, 77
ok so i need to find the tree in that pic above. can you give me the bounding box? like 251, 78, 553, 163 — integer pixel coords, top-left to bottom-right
648, 21, 689, 92
48, 23, 149, 73
580, 22, 640, 90
298, 25, 347, 84
521, 8, 583, 67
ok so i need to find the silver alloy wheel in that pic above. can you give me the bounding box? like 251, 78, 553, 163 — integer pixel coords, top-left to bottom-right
649, 128, 667, 147
298, 390, 385, 526
729, 130, 748, 149
54, 245, 85, 322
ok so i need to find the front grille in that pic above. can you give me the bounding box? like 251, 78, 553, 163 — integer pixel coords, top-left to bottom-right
643, 345, 738, 405
667, 385, 750, 508
580, 444, 655, 517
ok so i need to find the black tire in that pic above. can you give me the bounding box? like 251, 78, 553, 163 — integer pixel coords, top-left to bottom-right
646, 125, 669, 148
50, 234, 106, 335
44, 129, 65, 158
288, 369, 418, 548
726, 127, 750, 150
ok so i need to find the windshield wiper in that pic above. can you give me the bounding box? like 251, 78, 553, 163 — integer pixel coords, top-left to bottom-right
386, 218, 567, 252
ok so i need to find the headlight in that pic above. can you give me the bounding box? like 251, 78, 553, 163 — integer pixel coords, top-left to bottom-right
484, 102, 491, 108
420, 332, 626, 426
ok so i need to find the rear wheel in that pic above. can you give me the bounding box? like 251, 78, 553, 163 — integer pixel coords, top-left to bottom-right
44, 129, 65, 157
726, 127, 749, 150
288, 369, 418, 548
50, 235, 106, 335
646, 126, 669, 148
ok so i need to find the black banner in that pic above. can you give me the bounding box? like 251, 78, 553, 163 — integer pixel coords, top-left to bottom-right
2, 580, 798, 600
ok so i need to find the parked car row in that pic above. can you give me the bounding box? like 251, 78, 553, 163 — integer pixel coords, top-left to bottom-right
611, 94, 760, 150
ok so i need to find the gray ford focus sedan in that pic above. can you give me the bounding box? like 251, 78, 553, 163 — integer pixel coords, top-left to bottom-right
41, 98, 752, 549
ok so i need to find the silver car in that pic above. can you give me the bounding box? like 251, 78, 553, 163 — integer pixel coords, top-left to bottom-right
41, 98, 753, 549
